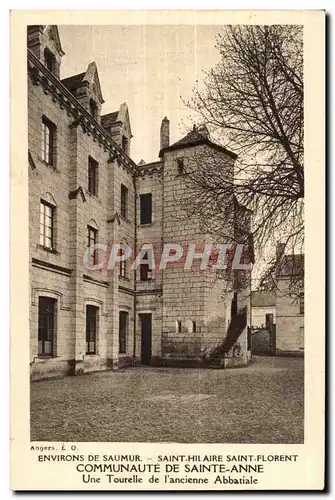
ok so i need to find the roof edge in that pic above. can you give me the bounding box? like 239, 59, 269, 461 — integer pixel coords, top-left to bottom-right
159, 137, 237, 159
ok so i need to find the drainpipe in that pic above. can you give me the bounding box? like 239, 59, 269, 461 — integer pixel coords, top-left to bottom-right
132, 174, 137, 365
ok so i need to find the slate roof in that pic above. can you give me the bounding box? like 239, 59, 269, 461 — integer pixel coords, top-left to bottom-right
159, 126, 237, 159
101, 111, 119, 129
61, 72, 85, 92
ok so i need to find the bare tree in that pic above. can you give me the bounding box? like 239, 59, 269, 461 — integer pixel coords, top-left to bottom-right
184, 25, 304, 293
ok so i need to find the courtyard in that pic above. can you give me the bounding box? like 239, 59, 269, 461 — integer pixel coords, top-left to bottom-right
30, 356, 304, 444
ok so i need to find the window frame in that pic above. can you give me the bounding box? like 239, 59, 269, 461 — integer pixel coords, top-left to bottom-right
176, 320, 182, 334
88, 156, 99, 197
86, 305, 98, 355
119, 248, 127, 279
87, 225, 98, 266
140, 193, 152, 225
40, 199, 55, 250
139, 252, 152, 281
120, 184, 128, 219
38, 296, 56, 357
41, 116, 56, 167
89, 99, 98, 120
119, 311, 128, 354
177, 158, 184, 175
44, 48, 55, 74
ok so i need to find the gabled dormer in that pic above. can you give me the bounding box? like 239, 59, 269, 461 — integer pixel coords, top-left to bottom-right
27, 25, 64, 78
61, 62, 104, 123
101, 103, 133, 155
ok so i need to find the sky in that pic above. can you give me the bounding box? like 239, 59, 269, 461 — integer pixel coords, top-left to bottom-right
58, 25, 222, 164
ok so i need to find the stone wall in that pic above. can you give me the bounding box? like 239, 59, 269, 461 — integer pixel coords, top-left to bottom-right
276, 279, 304, 354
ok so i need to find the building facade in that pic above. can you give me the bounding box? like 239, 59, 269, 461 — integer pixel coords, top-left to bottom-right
275, 249, 304, 355
28, 25, 252, 380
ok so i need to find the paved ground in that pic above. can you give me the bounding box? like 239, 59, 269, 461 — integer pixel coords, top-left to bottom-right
30, 356, 304, 443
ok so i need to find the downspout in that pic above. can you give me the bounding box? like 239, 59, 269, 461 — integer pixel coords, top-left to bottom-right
132, 174, 137, 365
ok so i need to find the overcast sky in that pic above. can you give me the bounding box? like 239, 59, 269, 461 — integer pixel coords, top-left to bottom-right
58, 25, 221, 164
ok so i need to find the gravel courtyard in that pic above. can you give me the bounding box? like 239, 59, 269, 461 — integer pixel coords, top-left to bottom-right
30, 356, 304, 444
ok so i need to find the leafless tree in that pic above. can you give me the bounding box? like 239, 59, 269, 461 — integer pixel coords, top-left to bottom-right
183, 24, 304, 294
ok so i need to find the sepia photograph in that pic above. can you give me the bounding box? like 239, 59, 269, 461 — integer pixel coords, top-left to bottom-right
27, 21, 306, 445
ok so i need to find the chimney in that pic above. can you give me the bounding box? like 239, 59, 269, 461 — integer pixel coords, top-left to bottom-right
160, 117, 170, 150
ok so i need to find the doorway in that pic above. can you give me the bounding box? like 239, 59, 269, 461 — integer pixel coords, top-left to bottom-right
139, 313, 152, 365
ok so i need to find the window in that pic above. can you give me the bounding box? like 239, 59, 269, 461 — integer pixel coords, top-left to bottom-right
299, 292, 304, 314
88, 157, 98, 196
122, 135, 129, 153
192, 321, 197, 333
38, 297, 56, 356
40, 200, 54, 249
89, 99, 98, 120
140, 193, 152, 225
177, 158, 184, 175
119, 311, 128, 354
87, 226, 98, 265
121, 184, 128, 219
265, 313, 274, 327
176, 320, 182, 333
44, 48, 55, 73
119, 248, 127, 278
140, 252, 152, 281
86, 305, 98, 354
41, 117, 56, 166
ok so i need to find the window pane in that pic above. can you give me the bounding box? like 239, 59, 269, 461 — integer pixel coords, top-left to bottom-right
86, 305, 98, 354
140, 193, 152, 224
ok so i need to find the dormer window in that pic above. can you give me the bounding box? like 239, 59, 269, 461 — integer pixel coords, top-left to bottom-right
122, 135, 129, 154
44, 48, 55, 74
89, 99, 98, 120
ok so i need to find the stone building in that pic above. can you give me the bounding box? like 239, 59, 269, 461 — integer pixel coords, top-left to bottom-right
28, 25, 252, 380
275, 247, 304, 355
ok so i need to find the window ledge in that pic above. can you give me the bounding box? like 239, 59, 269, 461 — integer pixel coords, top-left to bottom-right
119, 276, 131, 282
37, 157, 59, 172
139, 223, 153, 228
86, 191, 101, 203
37, 244, 60, 255
37, 355, 58, 360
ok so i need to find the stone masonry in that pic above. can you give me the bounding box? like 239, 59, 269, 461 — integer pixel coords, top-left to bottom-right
28, 25, 252, 380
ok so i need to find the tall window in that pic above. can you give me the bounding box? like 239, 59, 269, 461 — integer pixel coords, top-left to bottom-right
89, 99, 98, 119
121, 184, 128, 219
88, 157, 98, 196
140, 252, 152, 281
86, 305, 98, 354
176, 320, 182, 333
140, 193, 152, 225
299, 292, 304, 314
41, 117, 56, 166
38, 297, 56, 356
122, 135, 129, 154
40, 200, 54, 249
119, 248, 127, 278
87, 226, 98, 265
177, 158, 184, 175
192, 321, 197, 333
44, 48, 55, 73
119, 311, 128, 354
265, 313, 274, 327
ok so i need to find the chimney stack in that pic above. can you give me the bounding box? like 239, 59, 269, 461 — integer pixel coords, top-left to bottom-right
160, 117, 170, 150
